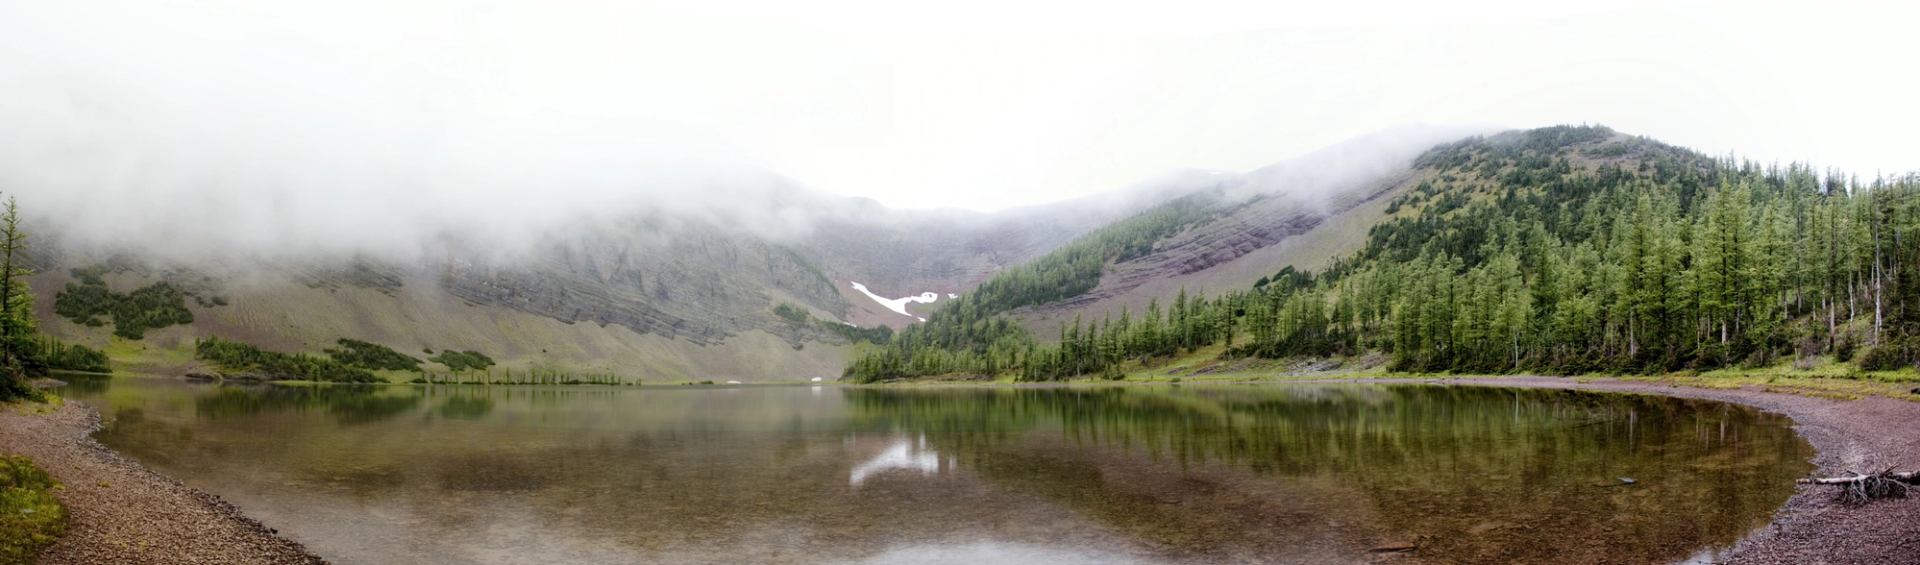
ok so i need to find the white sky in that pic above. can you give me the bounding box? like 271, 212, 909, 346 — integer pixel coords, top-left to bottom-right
2, 0, 1915, 212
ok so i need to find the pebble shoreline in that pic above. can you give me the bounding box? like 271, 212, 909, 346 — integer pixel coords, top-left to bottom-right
0, 402, 323, 564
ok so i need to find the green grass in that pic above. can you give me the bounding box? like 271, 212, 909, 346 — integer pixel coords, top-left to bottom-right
1027, 346, 1920, 401
99, 336, 195, 375
0, 455, 66, 565
857, 335, 1920, 402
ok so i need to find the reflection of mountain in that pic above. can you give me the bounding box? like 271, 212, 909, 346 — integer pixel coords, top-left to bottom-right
843, 385, 1813, 563
77, 382, 1813, 564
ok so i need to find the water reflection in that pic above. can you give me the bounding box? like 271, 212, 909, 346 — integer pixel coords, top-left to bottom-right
194, 385, 422, 425
436, 395, 494, 420
70, 379, 1812, 564
845, 385, 1813, 562
49, 372, 112, 394
848, 435, 943, 487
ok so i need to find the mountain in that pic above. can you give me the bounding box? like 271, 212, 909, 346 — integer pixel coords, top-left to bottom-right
63, 123, 1893, 386
845, 125, 1920, 382
1003, 132, 1448, 335
23, 167, 1203, 382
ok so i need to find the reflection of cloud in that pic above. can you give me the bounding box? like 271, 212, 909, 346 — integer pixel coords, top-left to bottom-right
849, 436, 941, 487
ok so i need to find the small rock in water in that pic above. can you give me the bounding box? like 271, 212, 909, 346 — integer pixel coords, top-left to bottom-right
1618, 477, 1637, 485
1910, 387, 1919, 395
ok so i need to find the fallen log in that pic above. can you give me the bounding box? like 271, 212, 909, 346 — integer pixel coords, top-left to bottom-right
1798, 471, 1919, 485
1798, 469, 1918, 505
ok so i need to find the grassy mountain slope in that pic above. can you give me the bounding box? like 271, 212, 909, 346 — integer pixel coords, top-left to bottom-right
836, 130, 1452, 380
814, 169, 1225, 327
30, 266, 856, 382
25, 175, 1197, 382
1010, 166, 1424, 336
846, 125, 1920, 382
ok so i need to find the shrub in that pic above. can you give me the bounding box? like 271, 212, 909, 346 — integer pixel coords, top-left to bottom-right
428, 350, 495, 373
0, 370, 41, 403
52, 271, 194, 340
195, 337, 379, 383
772, 302, 809, 324
324, 339, 421, 371
35, 336, 109, 374
0, 455, 67, 564
1857, 340, 1917, 372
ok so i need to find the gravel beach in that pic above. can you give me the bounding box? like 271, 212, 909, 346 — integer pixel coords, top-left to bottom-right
0, 401, 323, 565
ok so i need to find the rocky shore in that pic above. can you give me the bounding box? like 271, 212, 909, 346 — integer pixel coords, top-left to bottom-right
0, 401, 324, 564
1323, 376, 1920, 564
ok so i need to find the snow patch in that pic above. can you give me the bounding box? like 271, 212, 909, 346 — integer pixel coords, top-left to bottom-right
849, 281, 942, 319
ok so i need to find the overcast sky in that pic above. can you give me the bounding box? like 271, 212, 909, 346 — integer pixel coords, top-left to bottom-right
2, 0, 1915, 213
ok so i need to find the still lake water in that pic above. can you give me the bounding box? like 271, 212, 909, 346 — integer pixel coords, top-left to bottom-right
63, 376, 1812, 564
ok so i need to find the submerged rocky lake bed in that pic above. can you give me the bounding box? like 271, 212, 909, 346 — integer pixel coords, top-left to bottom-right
64, 377, 1813, 564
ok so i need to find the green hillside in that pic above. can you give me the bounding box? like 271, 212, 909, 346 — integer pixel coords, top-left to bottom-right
846, 126, 1920, 382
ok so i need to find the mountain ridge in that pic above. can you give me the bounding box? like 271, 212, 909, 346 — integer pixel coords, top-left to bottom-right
844, 125, 1920, 382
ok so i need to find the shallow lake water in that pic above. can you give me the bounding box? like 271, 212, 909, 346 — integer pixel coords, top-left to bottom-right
64, 376, 1813, 564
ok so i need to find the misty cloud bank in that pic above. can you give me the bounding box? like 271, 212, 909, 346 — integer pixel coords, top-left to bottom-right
1225, 124, 1493, 205
0, 2, 1480, 266
0, 1, 894, 264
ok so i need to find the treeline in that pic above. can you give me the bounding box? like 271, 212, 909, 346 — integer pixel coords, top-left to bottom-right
412, 367, 632, 386
427, 349, 495, 372
842, 193, 1222, 381
941, 193, 1220, 323
52, 267, 195, 340
845, 126, 1920, 382
0, 197, 112, 401
195, 337, 381, 383
199, 335, 614, 385
34, 335, 110, 374
773, 302, 893, 345
326, 338, 421, 371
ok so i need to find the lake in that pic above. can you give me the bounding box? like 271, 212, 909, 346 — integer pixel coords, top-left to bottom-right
62, 376, 1813, 564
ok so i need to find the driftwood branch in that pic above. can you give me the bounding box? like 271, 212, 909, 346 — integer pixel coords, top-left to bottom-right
1798, 469, 1918, 505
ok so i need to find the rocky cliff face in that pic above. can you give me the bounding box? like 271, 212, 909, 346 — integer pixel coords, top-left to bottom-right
438, 217, 844, 347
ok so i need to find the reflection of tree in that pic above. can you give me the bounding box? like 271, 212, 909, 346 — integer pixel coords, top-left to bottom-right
53, 373, 111, 394
436, 395, 494, 420
194, 384, 422, 425
117, 382, 1810, 564
844, 385, 1812, 563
